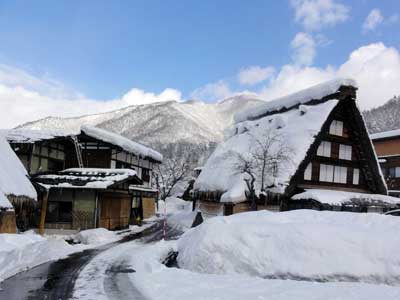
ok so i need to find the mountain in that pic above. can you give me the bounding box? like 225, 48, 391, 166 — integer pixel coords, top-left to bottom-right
18, 93, 400, 166
363, 96, 400, 134
17, 94, 263, 166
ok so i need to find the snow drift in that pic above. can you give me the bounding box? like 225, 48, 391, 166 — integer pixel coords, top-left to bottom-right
0, 232, 88, 282
178, 210, 400, 284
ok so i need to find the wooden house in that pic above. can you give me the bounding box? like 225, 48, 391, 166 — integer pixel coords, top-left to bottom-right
193, 79, 400, 218
32, 168, 142, 230
4, 125, 162, 231
0, 135, 37, 233
370, 129, 400, 197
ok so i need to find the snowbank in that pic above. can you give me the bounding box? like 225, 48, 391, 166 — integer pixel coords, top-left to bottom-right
126, 241, 400, 300
178, 210, 400, 284
0, 232, 88, 282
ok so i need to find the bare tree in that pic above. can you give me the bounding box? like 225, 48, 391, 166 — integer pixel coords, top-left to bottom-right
153, 142, 199, 200
232, 128, 293, 210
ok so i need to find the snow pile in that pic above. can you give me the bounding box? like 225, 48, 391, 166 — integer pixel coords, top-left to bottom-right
178, 210, 400, 284
158, 197, 195, 231
81, 125, 163, 162
292, 189, 400, 206
194, 100, 338, 202
234, 78, 357, 123
74, 228, 120, 245
123, 240, 400, 300
0, 135, 37, 205
0, 232, 88, 282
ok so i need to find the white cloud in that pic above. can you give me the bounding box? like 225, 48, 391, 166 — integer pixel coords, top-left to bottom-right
121, 87, 181, 105
259, 43, 400, 110
238, 66, 275, 86
190, 80, 233, 102
290, 0, 350, 31
291, 32, 316, 66
363, 9, 384, 32
0, 65, 182, 128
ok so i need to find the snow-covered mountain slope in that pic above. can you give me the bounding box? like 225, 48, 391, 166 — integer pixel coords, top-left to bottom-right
17, 95, 263, 162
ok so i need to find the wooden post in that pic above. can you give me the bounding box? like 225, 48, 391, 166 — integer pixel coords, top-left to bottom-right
39, 191, 49, 235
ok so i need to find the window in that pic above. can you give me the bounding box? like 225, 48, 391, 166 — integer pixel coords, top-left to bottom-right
317, 141, 331, 157
320, 164, 347, 183
334, 166, 347, 184
142, 168, 150, 182
329, 120, 343, 136
304, 163, 312, 180
353, 168, 360, 185
389, 167, 400, 178
320, 164, 334, 182
339, 144, 352, 160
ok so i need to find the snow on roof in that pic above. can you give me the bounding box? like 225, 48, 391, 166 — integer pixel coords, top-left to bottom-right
0, 192, 13, 211
34, 168, 140, 190
292, 189, 400, 206
194, 100, 339, 203
234, 78, 357, 123
0, 136, 37, 204
370, 129, 400, 141
1, 128, 74, 143
3, 125, 163, 163
81, 125, 163, 162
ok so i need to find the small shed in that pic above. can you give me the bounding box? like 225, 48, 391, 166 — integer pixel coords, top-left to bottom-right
33, 168, 142, 231
0, 136, 37, 233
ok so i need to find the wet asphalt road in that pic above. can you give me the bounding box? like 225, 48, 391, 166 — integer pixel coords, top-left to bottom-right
0, 221, 181, 300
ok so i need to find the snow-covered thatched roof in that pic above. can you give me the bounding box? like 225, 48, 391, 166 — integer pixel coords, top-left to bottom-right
292, 189, 400, 207
0, 136, 37, 209
33, 168, 141, 190
370, 129, 400, 141
194, 79, 360, 203
3, 125, 163, 163
235, 78, 357, 123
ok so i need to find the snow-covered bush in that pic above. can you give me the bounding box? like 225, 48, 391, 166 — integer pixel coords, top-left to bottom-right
74, 228, 119, 245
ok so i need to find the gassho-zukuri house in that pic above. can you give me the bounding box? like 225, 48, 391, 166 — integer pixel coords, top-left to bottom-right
3, 125, 162, 232
0, 135, 37, 233
193, 78, 400, 218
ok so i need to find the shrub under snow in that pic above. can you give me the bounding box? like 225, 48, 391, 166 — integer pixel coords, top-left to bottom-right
177, 210, 400, 284
74, 228, 120, 245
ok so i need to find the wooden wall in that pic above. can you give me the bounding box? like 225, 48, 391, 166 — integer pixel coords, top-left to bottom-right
373, 139, 400, 157
0, 211, 17, 233
142, 197, 156, 219
98, 192, 131, 230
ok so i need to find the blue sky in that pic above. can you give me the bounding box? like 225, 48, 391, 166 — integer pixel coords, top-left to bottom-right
0, 0, 400, 127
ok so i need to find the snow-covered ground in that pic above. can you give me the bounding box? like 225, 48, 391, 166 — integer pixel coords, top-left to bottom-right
0, 225, 149, 282
73, 209, 400, 300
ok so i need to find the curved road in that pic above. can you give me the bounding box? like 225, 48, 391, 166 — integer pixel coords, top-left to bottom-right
0, 221, 181, 300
